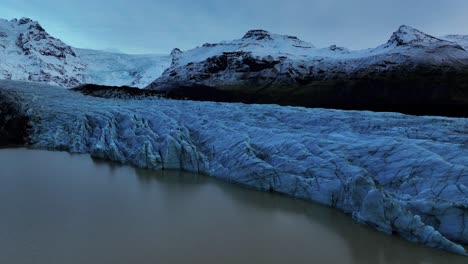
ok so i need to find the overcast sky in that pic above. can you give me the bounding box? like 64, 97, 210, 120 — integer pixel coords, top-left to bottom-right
1, 0, 467, 54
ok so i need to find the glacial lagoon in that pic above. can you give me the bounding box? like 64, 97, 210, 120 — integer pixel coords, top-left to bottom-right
0, 148, 465, 264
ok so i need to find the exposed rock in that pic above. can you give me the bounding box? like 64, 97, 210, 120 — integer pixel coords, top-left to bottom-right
242, 29, 274, 41
0, 89, 30, 146
170, 48, 182, 56
329, 45, 348, 52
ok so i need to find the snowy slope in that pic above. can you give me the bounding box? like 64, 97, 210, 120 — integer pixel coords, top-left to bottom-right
442, 35, 468, 50
148, 26, 468, 91
1, 79, 467, 255
168, 25, 467, 70
0, 18, 170, 88
171, 29, 319, 66
0, 18, 86, 87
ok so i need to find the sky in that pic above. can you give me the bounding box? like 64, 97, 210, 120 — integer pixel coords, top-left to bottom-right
1, 0, 468, 54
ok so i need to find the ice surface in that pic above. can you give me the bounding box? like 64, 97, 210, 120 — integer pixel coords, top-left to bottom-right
75, 49, 171, 88
1, 80, 467, 255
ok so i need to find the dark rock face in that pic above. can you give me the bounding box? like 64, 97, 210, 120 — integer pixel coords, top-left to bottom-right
242, 29, 273, 40
279, 67, 468, 117
206, 55, 229, 73
72, 84, 164, 99
0, 90, 30, 146
18, 18, 32, 25
151, 63, 468, 117
329, 45, 347, 52
170, 48, 183, 65
15, 27, 77, 59
155, 51, 283, 90
241, 55, 280, 72
146, 69, 468, 114
170, 48, 182, 56
203, 52, 280, 74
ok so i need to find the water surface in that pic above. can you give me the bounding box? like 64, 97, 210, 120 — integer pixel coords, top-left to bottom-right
0, 148, 465, 264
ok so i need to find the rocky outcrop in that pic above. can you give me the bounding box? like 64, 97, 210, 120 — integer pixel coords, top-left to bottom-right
72, 83, 164, 99
385, 25, 461, 48
2, 79, 467, 255
0, 89, 30, 146
170, 48, 182, 56
14, 19, 77, 58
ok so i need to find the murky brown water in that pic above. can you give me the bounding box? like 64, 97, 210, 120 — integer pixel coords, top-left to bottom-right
0, 148, 466, 264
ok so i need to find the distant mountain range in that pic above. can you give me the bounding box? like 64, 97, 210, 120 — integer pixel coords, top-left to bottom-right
149, 26, 468, 91
1, 17, 468, 115
146, 26, 468, 116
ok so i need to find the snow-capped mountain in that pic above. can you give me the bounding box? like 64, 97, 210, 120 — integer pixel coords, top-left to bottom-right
147, 26, 468, 113
150, 25, 468, 89
2, 15, 468, 104
0, 18, 171, 88
0, 18, 85, 87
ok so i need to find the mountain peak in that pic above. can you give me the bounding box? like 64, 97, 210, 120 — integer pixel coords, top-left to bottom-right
18, 17, 34, 25
2, 17, 46, 33
239, 29, 315, 49
387, 25, 441, 46
171, 48, 182, 56
242, 29, 273, 40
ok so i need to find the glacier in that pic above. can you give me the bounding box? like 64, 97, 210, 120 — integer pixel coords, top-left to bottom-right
1, 80, 467, 255
76, 49, 171, 88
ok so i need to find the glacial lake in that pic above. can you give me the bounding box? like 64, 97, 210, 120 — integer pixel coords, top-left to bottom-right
0, 148, 466, 264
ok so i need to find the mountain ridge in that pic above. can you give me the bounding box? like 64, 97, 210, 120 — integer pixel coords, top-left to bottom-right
145, 25, 468, 115
2, 16, 468, 108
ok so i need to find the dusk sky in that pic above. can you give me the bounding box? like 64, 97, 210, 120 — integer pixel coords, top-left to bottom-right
1, 0, 467, 54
